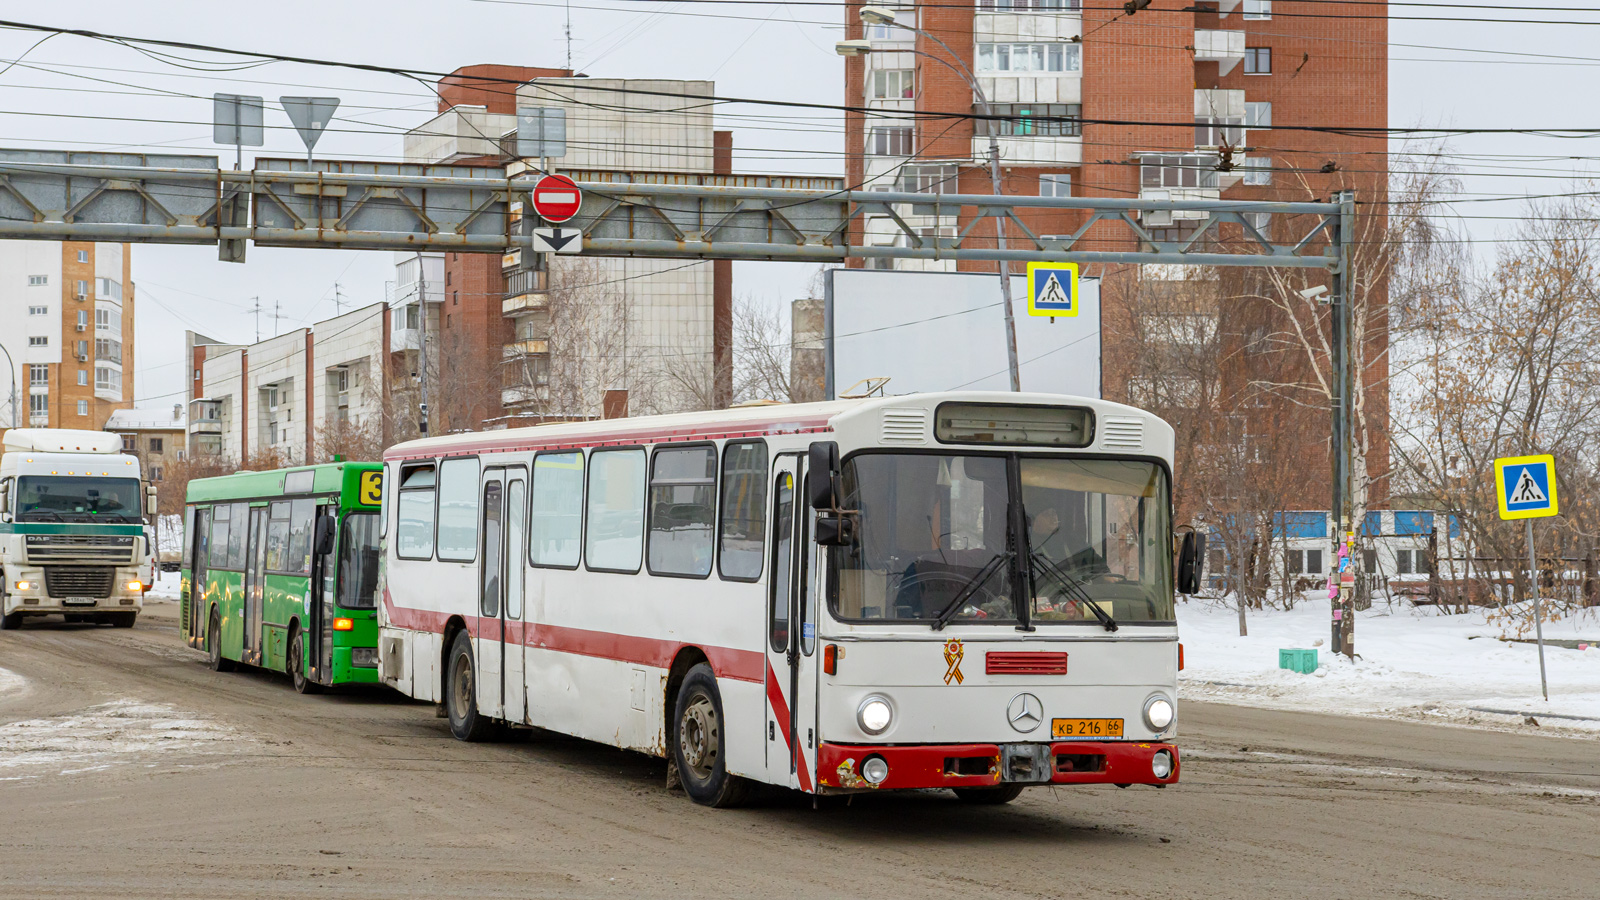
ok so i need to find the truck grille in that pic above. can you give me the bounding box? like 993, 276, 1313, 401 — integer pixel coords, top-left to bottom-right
44, 567, 116, 599
26, 534, 136, 563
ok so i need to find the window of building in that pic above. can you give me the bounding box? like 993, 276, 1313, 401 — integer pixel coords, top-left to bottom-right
1039, 174, 1071, 198
395, 464, 437, 559
1243, 0, 1271, 19
647, 445, 717, 578
95, 367, 122, 392
194, 367, 202, 381
150, 437, 164, 453
77, 250, 88, 263
1244, 47, 1271, 74
29, 393, 47, 418
77, 371, 87, 386
452, 291, 458, 306
78, 310, 89, 330
978, 0, 1080, 7
976, 43, 1082, 74
586, 449, 646, 573
898, 163, 960, 194
28, 365, 47, 387
28, 336, 47, 347
27, 305, 47, 316
150, 466, 163, 482
1195, 116, 1244, 148
75, 280, 87, 299
436, 457, 480, 562
867, 126, 913, 157
530, 451, 584, 567
1245, 212, 1272, 236
122, 435, 135, 452
96, 278, 121, 301
719, 441, 767, 581
1140, 154, 1220, 189
27, 275, 47, 286
76, 340, 87, 359
975, 103, 1082, 137
76, 400, 87, 416
96, 339, 122, 364
870, 69, 914, 100
1285, 548, 1323, 575
96, 308, 112, 331
1246, 101, 1273, 129
1243, 157, 1273, 186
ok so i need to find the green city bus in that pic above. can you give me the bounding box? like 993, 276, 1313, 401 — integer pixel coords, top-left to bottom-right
181, 462, 383, 692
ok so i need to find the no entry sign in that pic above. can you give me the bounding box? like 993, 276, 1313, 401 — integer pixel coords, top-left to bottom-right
531, 174, 583, 224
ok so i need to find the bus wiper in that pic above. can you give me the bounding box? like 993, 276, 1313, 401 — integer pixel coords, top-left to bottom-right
1030, 552, 1118, 632
931, 552, 1011, 631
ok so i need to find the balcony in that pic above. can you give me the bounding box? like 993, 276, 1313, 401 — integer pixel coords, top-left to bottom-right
1193, 30, 1245, 75
973, 135, 1081, 166
503, 293, 549, 316
503, 339, 549, 358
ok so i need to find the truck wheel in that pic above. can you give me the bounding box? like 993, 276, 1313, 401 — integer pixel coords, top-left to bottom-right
445, 630, 494, 742
207, 610, 236, 672
110, 612, 136, 628
952, 784, 1026, 805
288, 626, 322, 694
0, 611, 23, 630
672, 663, 750, 808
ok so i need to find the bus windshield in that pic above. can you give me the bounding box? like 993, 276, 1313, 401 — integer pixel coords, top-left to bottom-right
16, 476, 143, 523
337, 512, 381, 609
828, 454, 1174, 625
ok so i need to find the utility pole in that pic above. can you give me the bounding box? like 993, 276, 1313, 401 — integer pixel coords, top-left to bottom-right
415, 255, 430, 436
1328, 190, 1357, 659
0, 342, 17, 429
250, 296, 262, 342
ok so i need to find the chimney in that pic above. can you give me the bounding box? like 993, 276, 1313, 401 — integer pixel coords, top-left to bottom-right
173, 403, 182, 421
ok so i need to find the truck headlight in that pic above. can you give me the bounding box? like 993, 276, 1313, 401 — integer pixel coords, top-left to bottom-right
857, 695, 894, 735
13, 581, 33, 591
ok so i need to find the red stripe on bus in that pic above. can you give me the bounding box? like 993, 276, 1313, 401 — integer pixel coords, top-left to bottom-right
383, 417, 834, 462
763, 662, 814, 793
382, 590, 763, 683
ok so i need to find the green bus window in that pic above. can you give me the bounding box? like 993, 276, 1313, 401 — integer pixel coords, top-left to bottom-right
396, 464, 437, 560
265, 501, 291, 572
287, 498, 316, 575
436, 458, 481, 563
182, 505, 196, 568
226, 502, 249, 570
530, 452, 583, 568
208, 504, 232, 569
337, 513, 380, 609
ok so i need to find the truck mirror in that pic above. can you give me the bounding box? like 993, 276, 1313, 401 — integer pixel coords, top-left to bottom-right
807, 441, 839, 510
1177, 530, 1206, 595
146, 483, 159, 519
0, 479, 10, 523
314, 514, 336, 556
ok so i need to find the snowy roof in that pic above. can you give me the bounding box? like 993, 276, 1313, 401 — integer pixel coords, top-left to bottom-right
104, 407, 187, 431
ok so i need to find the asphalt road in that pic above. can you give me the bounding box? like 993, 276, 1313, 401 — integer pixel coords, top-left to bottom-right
1, 600, 1596, 900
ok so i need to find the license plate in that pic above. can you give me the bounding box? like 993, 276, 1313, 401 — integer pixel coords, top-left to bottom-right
62, 597, 97, 607
1052, 718, 1124, 739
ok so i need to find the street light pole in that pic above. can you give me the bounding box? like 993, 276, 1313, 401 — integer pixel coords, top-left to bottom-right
846, 7, 1022, 391
0, 342, 17, 429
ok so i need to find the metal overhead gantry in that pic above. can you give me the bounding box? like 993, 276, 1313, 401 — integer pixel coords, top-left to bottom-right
0, 149, 1360, 653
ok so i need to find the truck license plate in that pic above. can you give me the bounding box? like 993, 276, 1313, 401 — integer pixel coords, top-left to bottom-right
1052, 718, 1124, 738
62, 597, 97, 606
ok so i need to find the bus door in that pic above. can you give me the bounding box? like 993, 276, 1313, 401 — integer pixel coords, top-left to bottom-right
763, 455, 815, 790
503, 471, 528, 724
242, 506, 268, 664
310, 503, 337, 682
188, 507, 210, 644
477, 470, 506, 721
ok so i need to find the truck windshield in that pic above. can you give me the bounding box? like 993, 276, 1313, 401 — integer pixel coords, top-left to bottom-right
827, 454, 1174, 625
337, 512, 380, 609
16, 476, 143, 522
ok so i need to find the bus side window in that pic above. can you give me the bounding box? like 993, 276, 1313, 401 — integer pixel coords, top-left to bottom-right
718, 441, 767, 582
265, 501, 291, 572
287, 498, 316, 575
208, 504, 232, 569
436, 458, 481, 563
226, 502, 249, 570
182, 505, 196, 569
396, 463, 437, 560
586, 449, 646, 573
530, 452, 584, 568
647, 444, 716, 578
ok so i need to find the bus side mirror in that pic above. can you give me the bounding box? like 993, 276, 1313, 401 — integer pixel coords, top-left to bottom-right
314, 515, 336, 556
807, 441, 840, 511
815, 514, 855, 547
1177, 530, 1206, 595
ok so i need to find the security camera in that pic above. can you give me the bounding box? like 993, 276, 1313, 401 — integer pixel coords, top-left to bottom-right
1298, 285, 1330, 304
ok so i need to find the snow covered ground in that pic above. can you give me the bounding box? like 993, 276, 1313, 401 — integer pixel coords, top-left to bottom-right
145, 570, 183, 601
0, 695, 247, 779
1178, 595, 1600, 737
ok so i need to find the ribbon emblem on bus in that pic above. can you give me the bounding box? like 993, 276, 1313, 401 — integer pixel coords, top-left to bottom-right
943, 638, 965, 685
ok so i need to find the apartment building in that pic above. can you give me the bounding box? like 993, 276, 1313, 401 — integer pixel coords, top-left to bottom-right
0, 240, 136, 436
403, 65, 731, 420
104, 405, 187, 484
842, 0, 1388, 499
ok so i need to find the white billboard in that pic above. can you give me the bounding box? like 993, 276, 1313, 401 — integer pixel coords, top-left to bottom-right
826, 268, 1101, 399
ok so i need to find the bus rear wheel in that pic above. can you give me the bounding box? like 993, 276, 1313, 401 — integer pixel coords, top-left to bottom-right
953, 784, 1026, 805
445, 630, 494, 742
207, 611, 237, 672
288, 626, 322, 695
672, 663, 749, 808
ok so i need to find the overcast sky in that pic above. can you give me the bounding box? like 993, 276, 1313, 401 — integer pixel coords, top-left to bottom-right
2, 1, 1598, 410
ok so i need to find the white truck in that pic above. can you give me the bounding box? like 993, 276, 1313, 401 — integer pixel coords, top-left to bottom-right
0, 429, 157, 629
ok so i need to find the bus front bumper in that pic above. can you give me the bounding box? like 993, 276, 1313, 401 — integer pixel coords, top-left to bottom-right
816, 740, 1180, 791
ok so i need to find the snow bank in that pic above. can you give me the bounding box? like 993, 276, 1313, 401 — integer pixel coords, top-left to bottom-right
0, 698, 246, 776
1177, 596, 1600, 736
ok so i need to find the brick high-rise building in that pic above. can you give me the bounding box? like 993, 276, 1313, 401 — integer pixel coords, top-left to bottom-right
843, 1, 1389, 507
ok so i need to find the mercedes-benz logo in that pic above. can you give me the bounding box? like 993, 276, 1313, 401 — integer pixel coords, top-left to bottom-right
1007, 692, 1043, 733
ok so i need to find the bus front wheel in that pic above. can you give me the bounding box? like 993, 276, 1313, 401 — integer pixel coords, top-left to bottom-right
207, 611, 237, 672
288, 626, 322, 695
445, 630, 494, 742
672, 663, 750, 808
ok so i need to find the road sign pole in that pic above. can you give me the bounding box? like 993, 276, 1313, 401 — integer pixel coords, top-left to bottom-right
1527, 518, 1549, 701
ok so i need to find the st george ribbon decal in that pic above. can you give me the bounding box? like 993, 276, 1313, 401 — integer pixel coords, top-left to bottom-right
943, 638, 965, 685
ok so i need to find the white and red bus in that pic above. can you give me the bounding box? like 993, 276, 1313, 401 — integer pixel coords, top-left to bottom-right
376, 392, 1198, 806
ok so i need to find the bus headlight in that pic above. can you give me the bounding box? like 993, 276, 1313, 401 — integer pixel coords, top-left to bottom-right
861, 755, 890, 785
1144, 695, 1175, 732
857, 695, 894, 735
1151, 750, 1174, 779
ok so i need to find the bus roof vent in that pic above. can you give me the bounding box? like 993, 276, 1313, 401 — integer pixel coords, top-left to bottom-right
881, 408, 928, 444
1099, 416, 1143, 451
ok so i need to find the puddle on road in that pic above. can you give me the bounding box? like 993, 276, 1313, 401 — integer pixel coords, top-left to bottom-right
0, 697, 249, 779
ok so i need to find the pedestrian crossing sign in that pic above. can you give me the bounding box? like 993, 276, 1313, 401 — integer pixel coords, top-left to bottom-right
1026, 262, 1079, 317
1494, 454, 1558, 520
